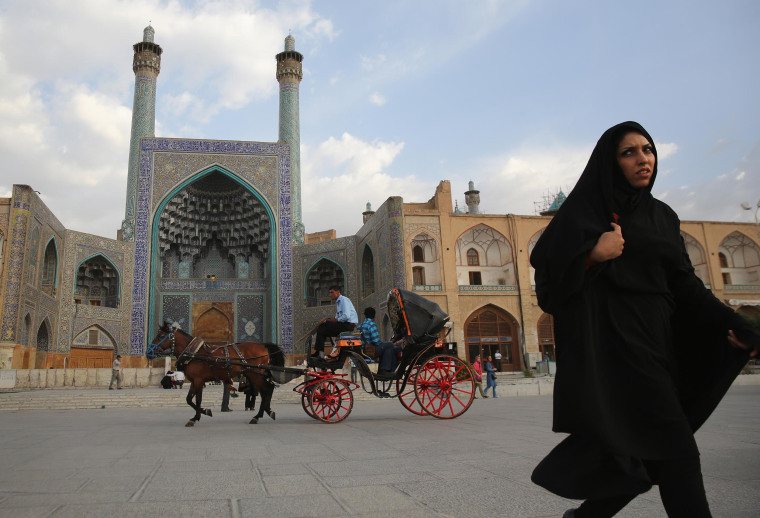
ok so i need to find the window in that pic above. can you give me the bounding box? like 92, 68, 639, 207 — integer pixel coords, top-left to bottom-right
469, 271, 482, 285
722, 272, 732, 285
413, 266, 425, 286
89, 329, 99, 345
413, 245, 424, 262
467, 248, 479, 266
362, 246, 375, 298
719, 252, 728, 268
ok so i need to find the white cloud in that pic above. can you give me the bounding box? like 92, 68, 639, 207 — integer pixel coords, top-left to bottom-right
369, 92, 387, 106
655, 140, 760, 223
360, 54, 387, 71
0, 0, 336, 237
302, 133, 433, 236
655, 141, 678, 160
471, 144, 589, 216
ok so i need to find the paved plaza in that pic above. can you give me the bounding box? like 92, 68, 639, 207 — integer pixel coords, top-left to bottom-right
0, 385, 758, 517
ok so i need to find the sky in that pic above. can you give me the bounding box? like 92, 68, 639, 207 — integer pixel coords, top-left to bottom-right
1, 0, 759, 239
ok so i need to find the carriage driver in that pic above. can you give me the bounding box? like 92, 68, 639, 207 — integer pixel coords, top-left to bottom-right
312, 286, 358, 358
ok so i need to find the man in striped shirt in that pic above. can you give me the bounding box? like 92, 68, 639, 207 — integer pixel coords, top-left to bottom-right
360, 307, 403, 375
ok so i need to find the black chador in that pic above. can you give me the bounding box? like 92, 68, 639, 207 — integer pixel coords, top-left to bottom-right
530, 121, 756, 500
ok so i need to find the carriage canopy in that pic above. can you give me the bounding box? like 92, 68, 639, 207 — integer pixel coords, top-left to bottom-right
387, 288, 449, 345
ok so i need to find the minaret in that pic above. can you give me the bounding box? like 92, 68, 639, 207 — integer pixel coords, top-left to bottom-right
465, 180, 481, 214
276, 34, 304, 244
362, 202, 375, 224
121, 25, 162, 241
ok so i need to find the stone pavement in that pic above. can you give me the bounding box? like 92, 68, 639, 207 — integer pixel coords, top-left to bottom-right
0, 386, 758, 518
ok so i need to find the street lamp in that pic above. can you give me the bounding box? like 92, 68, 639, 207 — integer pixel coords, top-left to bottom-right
741, 199, 760, 235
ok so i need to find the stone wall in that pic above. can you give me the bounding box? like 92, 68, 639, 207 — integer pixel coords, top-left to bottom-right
0, 367, 168, 389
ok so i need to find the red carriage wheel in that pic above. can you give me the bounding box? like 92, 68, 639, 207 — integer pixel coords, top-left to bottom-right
309, 379, 354, 423
413, 355, 475, 419
397, 366, 427, 416
301, 393, 318, 419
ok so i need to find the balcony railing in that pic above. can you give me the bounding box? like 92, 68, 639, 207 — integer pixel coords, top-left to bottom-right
724, 284, 760, 291
459, 285, 517, 292
412, 285, 442, 292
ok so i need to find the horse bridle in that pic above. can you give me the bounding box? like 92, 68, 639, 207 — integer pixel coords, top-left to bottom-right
146, 328, 177, 360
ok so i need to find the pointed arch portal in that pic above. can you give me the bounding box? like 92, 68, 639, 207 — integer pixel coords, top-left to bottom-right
149, 166, 277, 347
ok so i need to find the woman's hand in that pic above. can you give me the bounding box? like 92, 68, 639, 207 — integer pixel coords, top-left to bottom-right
589, 222, 624, 264
727, 330, 759, 357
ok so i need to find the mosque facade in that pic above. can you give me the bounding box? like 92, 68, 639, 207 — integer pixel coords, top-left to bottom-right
1, 28, 759, 372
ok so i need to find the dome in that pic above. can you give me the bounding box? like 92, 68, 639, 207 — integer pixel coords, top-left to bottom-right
284, 34, 295, 51
143, 25, 155, 43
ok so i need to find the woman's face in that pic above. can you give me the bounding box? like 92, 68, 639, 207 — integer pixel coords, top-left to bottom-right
616, 132, 656, 188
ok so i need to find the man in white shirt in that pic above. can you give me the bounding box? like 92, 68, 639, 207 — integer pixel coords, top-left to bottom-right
109, 355, 122, 390
312, 286, 358, 358
173, 370, 184, 388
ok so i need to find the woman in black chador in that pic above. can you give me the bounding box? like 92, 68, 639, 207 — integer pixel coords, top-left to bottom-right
530, 121, 759, 518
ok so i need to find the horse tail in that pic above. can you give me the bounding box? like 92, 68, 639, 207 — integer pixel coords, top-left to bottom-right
264, 343, 285, 367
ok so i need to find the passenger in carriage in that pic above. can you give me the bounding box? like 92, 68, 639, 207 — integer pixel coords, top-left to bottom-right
312, 286, 358, 358
328, 306, 382, 358
356, 306, 381, 352
352, 306, 402, 375
375, 340, 403, 376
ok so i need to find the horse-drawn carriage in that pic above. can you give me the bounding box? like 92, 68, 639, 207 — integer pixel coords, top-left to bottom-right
147, 288, 475, 426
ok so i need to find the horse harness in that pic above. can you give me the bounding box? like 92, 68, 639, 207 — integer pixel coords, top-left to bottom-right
177, 338, 271, 379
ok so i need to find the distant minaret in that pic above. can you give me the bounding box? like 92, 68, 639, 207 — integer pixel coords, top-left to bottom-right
121, 25, 162, 241
276, 35, 304, 244
465, 180, 481, 214
362, 202, 375, 224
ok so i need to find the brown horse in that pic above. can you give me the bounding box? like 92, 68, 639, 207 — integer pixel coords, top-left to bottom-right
147, 322, 283, 427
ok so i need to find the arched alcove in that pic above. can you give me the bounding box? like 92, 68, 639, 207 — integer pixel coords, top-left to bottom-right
305, 258, 345, 307
361, 245, 375, 298
681, 231, 709, 286
0, 228, 5, 278
150, 166, 277, 347
527, 228, 546, 287
464, 305, 520, 371
410, 231, 441, 288
537, 313, 555, 361
75, 255, 120, 308
456, 225, 515, 287
195, 306, 233, 345
41, 238, 58, 296
157, 171, 271, 280
718, 232, 760, 287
